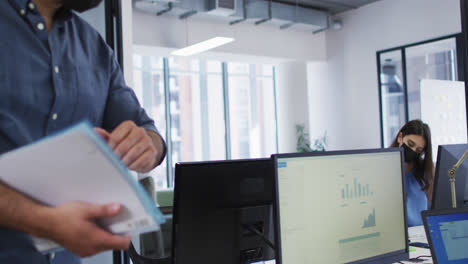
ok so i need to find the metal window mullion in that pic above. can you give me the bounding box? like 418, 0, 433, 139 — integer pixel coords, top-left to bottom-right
377, 52, 385, 147
200, 60, 210, 160
456, 34, 465, 82
222, 62, 232, 160
273, 66, 279, 154
104, 0, 123, 68
401, 48, 409, 123
163, 58, 174, 188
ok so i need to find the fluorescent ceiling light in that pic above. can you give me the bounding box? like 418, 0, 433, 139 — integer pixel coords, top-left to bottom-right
172, 37, 235, 56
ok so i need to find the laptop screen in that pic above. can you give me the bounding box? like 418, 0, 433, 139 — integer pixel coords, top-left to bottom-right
424, 209, 468, 264
274, 149, 408, 264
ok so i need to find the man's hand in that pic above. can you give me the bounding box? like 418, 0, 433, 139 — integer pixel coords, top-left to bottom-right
47, 202, 131, 257
95, 121, 163, 173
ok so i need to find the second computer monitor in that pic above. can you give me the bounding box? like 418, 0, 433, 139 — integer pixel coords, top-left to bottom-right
432, 143, 468, 210
273, 148, 408, 264
172, 159, 276, 264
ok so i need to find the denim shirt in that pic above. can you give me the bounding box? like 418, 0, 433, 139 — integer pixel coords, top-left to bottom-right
405, 171, 428, 227
0, 0, 162, 263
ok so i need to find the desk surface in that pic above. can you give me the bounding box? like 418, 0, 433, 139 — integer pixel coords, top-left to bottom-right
251, 226, 433, 264
400, 225, 432, 264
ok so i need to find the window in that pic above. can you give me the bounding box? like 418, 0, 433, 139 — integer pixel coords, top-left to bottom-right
377, 35, 464, 149
168, 58, 226, 164
228, 63, 277, 159
133, 53, 278, 189
133, 55, 168, 188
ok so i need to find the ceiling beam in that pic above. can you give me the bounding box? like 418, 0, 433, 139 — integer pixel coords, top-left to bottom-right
270, 0, 358, 12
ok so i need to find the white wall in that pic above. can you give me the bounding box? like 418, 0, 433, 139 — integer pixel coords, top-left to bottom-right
276, 61, 310, 153
313, 0, 461, 150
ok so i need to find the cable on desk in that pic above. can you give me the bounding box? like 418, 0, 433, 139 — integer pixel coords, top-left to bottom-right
398, 255, 432, 263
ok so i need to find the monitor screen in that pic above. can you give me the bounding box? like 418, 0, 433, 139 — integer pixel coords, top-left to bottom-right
274, 149, 408, 264
172, 159, 276, 264
423, 207, 468, 264
432, 144, 468, 210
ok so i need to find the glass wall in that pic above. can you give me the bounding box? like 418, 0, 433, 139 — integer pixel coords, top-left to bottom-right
378, 35, 463, 149
133, 55, 168, 188
228, 63, 277, 159
406, 38, 458, 120
168, 58, 226, 164
379, 50, 406, 147
133, 53, 278, 189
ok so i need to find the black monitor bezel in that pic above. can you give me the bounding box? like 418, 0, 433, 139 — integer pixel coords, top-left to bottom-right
422, 206, 468, 264
431, 144, 468, 210
272, 148, 409, 264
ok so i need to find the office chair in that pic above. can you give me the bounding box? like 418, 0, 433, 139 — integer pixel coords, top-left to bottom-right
128, 177, 173, 264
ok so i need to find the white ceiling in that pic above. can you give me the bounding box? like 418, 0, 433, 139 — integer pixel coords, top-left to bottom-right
272, 0, 382, 14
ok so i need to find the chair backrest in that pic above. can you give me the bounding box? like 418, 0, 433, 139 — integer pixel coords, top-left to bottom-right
156, 189, 174, 207
128, 243, 172, 264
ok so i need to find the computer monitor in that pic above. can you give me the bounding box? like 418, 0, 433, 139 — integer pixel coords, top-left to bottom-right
172, 159, 276, 264
273, 148, 409, 264
432, 144, 468, 210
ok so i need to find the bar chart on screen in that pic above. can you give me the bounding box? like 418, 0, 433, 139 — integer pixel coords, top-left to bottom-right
338, 175, 374, 207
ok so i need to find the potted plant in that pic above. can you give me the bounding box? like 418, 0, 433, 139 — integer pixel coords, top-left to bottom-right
296, 123, 327, 152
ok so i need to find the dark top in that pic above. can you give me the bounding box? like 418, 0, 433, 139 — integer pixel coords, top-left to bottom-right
0, 0, 164, 263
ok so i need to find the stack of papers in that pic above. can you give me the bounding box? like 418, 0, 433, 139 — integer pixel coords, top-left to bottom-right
0, 122, 165, 252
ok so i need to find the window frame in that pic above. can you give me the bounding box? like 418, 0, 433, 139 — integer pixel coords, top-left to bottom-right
376, 33, 465, 147
140, 57, 279, 188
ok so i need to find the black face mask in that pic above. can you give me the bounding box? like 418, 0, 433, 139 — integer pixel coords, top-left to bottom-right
61, 0, 103, 13
402, 143, 420, 163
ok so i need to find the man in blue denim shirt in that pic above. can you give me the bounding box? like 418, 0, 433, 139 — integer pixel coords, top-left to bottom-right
0, 0, 167, 263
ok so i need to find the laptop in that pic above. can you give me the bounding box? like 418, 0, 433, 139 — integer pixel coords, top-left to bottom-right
422, 207, 468, 264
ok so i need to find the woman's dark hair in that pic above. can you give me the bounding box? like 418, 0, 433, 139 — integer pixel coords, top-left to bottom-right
390, 120, 434, 197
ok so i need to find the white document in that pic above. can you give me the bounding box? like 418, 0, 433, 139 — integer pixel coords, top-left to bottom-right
0, 122, 165, 253
420, 79, 467, 161
408, 225, 427, 244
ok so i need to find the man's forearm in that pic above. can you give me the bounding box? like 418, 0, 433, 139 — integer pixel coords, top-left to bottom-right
0, 181, 54, 238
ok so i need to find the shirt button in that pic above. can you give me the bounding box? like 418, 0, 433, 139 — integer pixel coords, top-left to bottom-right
50, 252, 55, 259
28, 2, 35, 10
37, 23, 45, 31
19, 9, 26, 15
52, 113, 58, 120
54, 66, 60, 74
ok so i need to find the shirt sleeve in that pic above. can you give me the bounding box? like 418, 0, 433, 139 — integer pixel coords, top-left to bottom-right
102, 49, 167, 165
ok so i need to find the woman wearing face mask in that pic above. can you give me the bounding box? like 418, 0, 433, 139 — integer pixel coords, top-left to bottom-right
390, 120, 434, 227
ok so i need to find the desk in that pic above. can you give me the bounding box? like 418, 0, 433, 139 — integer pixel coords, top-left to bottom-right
251, 226, 433, 264
399, 225, 432, 264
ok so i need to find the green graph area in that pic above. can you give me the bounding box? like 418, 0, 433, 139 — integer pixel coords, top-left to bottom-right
338, 232, 381, 244
362, 209, 376, 228
341, 178, 374, 200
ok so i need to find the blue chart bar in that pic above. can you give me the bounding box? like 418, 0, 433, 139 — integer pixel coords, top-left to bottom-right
341, 178, 373, 200
362, 208, 376, 228
354, 178, 357, 198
